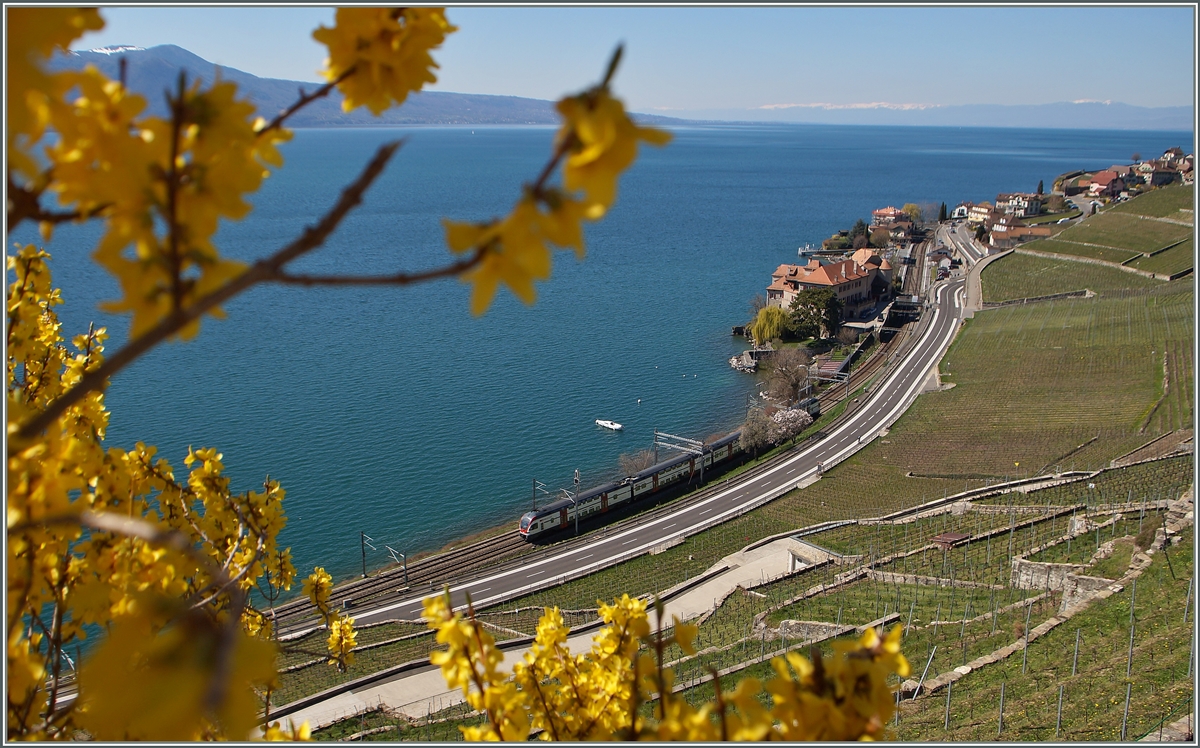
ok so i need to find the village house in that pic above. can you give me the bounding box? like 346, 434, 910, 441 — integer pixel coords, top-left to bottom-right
988, 215, 1051, 250
871, 206, 906, 226
966, 202, 996, 225
1088, 170, 1126, 198
1137, 160, 1180, 188
995, 192, 1043, 218
951, 201, 974, 219
766, 253, 890, 321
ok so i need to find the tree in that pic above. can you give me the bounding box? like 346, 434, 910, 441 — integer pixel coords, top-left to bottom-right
770, 407, 814, 444
1036, 179, 1044, 195
748, 293, 766, 318
974, 224, 988, 242
849, 218, 869, 239
869, 228, 890, 248
852, 233, 868, 250
1132, 152, 1141, 163
901, 203, 922, 224
738, 407, 774, 458
937, 202, 948, 222
788, 287, 842, 340
618, 449, 656, 476
6, 8, 671, 741
764, 347, 813, 404
836, 326, 861, 347
750, 305, 789, 346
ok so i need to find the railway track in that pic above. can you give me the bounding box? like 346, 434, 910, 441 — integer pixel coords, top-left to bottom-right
268, 307, 922, 636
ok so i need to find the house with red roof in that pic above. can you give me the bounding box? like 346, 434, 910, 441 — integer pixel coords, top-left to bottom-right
766, 255, 889, 320
1088, 170, 1126, 197
871, 206, 906, 226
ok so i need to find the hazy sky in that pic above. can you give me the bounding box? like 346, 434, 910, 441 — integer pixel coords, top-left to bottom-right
76, 5, 1196, 112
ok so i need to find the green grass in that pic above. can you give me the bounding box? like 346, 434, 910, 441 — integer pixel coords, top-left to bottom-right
1128, 239, 1194, 277
311, 705, 486, 742
1052, 212, 1194, 254
1021, 238, 1142, 265
896, 526, 1194, 741
976, 456, 1194, 507
980, 252, 1165, 303
1025, 210, 1082, 225
1107, 184, 1194, 221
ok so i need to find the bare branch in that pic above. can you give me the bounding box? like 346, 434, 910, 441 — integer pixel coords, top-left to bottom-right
11, 140, 403, 446
254, 67, 355, 137
6, 174, 109, 233
268, 249, 484, 287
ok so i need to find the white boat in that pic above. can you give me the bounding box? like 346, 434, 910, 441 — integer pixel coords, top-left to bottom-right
596, 419, 623, 431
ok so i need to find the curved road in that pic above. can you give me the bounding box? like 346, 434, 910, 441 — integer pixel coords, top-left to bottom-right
347, 276, 968, 626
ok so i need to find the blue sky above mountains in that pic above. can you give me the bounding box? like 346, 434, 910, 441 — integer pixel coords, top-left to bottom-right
77, 6, 1195, 117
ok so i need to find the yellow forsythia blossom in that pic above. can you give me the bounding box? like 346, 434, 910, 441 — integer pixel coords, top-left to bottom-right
6, 7, 104, 179
314, 7, 456, 115
7, 251, 295, 740
424, 592, 910, 741
443, 75, 669, 316
558, 89, 672, 218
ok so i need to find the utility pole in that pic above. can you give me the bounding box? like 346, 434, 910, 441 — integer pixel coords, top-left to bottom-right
574, 469, 581, 535
360, 531, 376, 578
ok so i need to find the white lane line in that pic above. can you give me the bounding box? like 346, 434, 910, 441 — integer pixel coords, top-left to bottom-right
366, 283, 967, 618
527, 571, 543, 577
664, 523, 676, 530
578, 554, 593, 561
474, 587, 491, 594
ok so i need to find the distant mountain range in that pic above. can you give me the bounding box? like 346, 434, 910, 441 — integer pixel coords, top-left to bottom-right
666, 102, 1194, 131
50, 44, 596, 126
54, 44, 1193, 132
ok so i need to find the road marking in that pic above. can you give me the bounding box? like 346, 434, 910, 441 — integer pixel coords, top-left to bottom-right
664, 523, 676, 530
699, 508, 712, 515
623, 537, 638, 545
474, 587, 490, 594
578, 554, 593, 560
527, 570, 544, 577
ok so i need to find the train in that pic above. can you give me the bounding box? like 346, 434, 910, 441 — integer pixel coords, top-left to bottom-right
518, 431, 743, 540
517, 398, 823, 540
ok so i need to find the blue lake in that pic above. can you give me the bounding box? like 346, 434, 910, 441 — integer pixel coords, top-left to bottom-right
17, 122, 1191, 585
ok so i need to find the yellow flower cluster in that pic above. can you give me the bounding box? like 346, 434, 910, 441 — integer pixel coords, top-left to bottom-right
313, 7, 457, 115
6, 7, 103, 180
7, 250, 297, 740
10, 8, 292, 342
424, 592, 910, 741
302, 567, 358, 672
444, 78, 671, 316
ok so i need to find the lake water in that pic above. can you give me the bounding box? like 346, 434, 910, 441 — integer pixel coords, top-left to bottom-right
17, 122, 1191, 584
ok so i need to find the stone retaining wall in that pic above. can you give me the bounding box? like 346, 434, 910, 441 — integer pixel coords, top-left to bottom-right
1010, 558, 1090, 590
868, 570, 1005, 590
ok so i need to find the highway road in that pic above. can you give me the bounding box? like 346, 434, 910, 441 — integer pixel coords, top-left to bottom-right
347, 276, 969, 626
939, 221, 987, 265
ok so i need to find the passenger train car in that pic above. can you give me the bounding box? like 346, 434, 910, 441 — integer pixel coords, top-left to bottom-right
518, 431, 743, 540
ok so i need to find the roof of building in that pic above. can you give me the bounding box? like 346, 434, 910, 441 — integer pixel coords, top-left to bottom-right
850, 247, 882, 266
